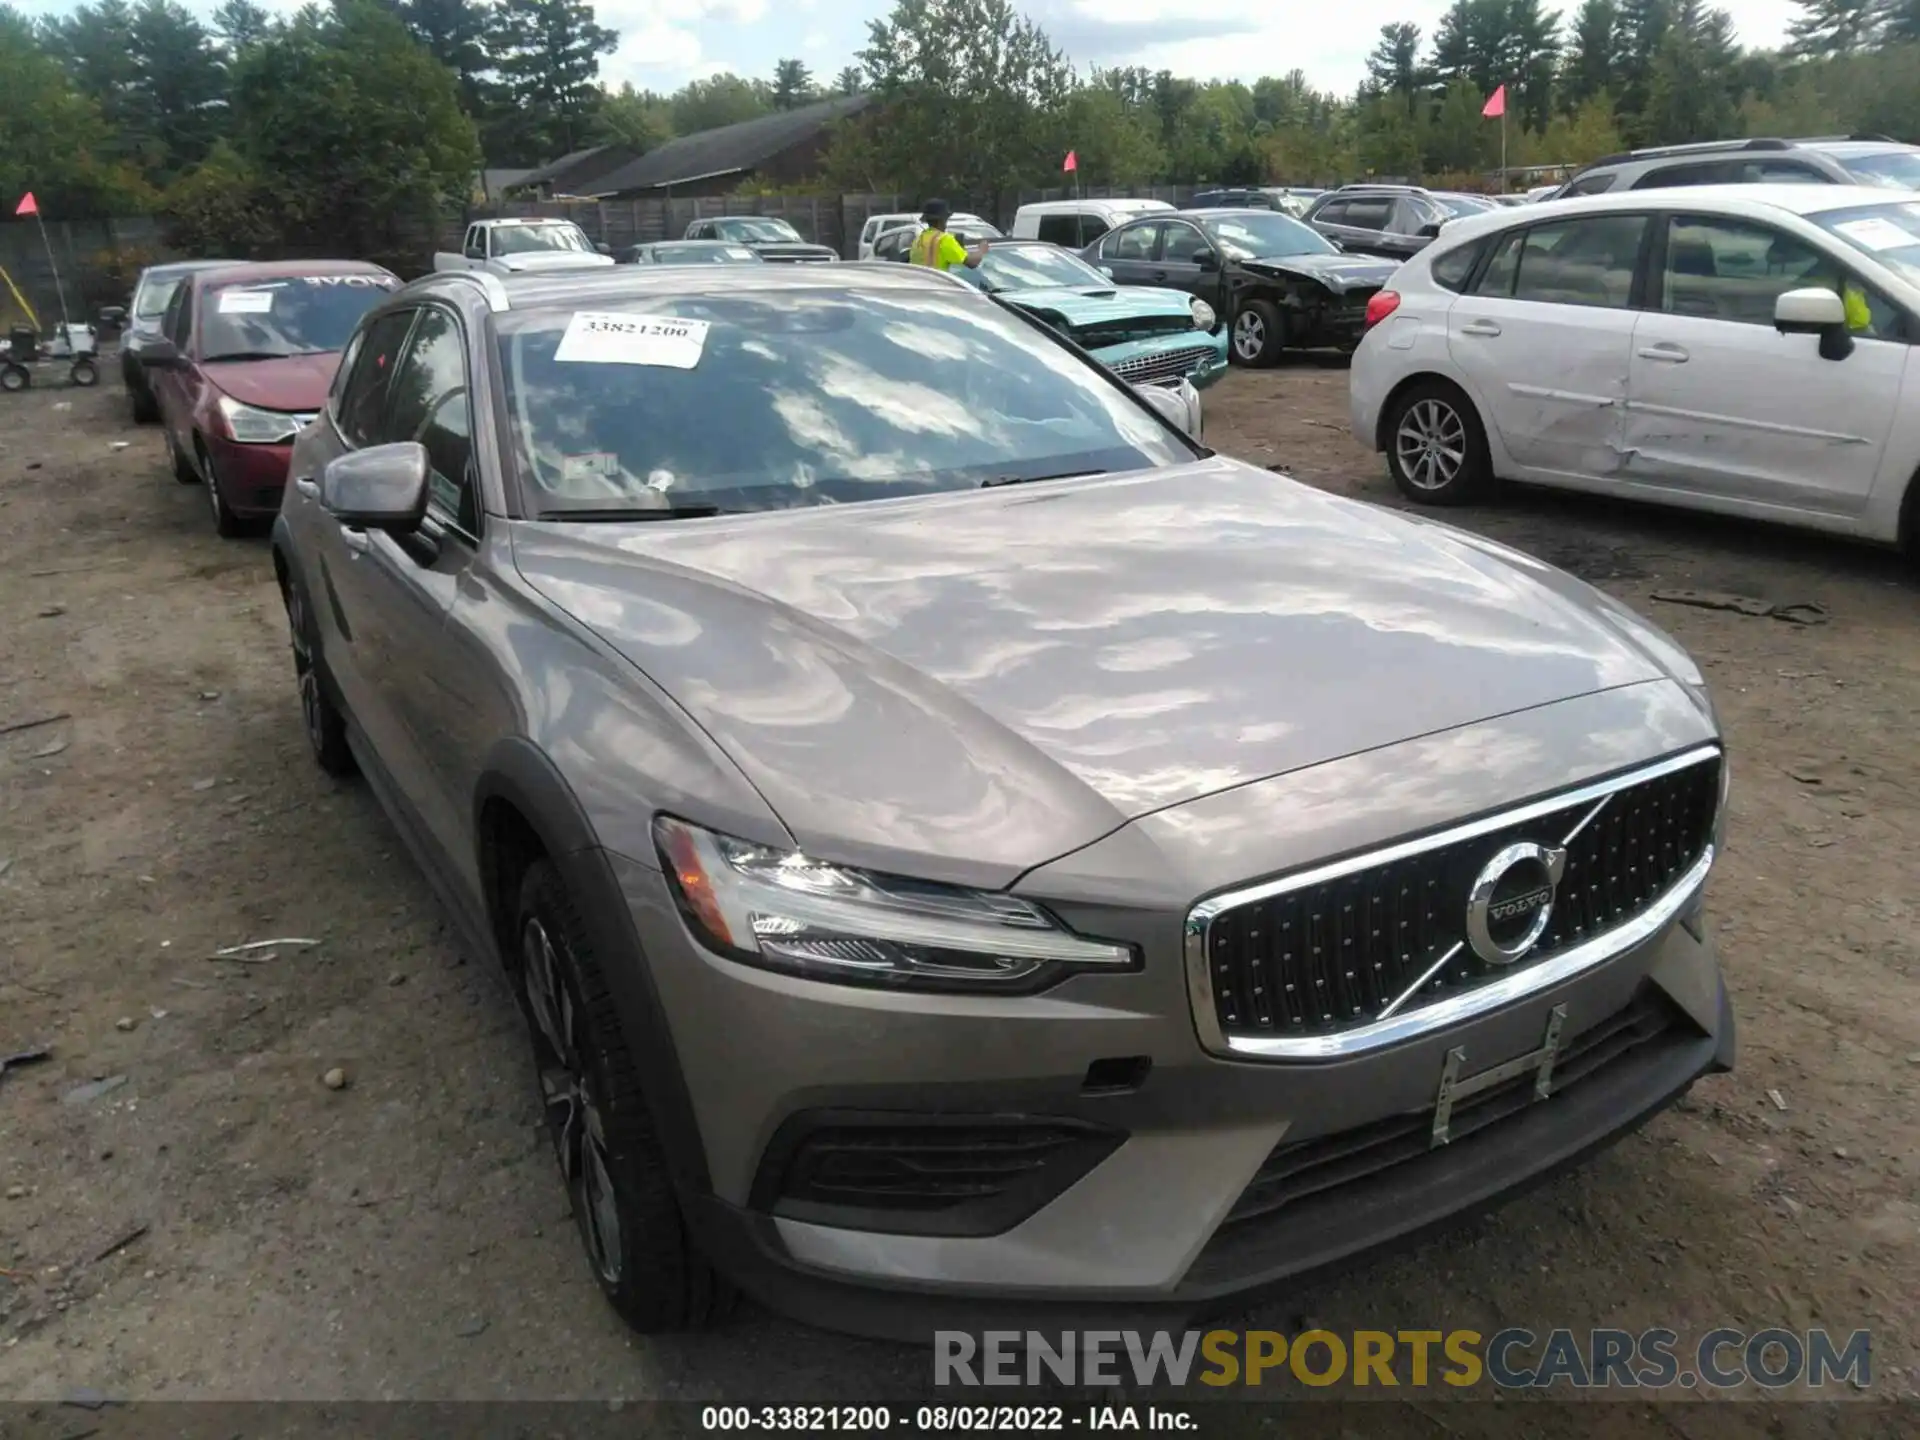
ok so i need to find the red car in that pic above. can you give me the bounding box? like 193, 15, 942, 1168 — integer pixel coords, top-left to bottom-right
143, 260, 400, 535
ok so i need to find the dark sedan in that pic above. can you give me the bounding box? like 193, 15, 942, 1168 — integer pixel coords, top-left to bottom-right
121, 259, 239, 423
620, 241, 767, 266
1084, 208, 1399, 365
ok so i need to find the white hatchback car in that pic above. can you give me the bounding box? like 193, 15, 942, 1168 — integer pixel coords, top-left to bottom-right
1349, 185, 1920, 551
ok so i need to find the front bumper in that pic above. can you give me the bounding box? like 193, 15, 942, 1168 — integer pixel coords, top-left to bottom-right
1092, 330, 1229, 389
204, 433, 293, 516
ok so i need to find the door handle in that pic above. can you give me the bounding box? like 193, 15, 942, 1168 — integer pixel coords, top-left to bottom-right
340, 526, 371, 554
1637, 343, 1689, 362
1460, 319, 1502, 337
294, 475, 319, 498
1150, 269, 1167, 280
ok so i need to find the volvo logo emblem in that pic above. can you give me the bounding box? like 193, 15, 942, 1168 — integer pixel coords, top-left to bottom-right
1466, 841, 1568, 966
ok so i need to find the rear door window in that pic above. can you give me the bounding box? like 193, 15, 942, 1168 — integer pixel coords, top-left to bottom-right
1340, 198, 1395, 231
1479, 215, 1647, 308
1562, 173, 1617, 197
1037, 214, 1082, 246
1102, 222, 1161, 261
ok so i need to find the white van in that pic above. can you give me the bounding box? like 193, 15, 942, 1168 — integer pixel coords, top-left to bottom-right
856, 210, 990, 261
1008, 198, 1175, 248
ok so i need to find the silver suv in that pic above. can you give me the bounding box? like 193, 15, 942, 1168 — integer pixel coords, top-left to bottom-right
270, 261, 1734, 1339
1557, 134, 1920, 198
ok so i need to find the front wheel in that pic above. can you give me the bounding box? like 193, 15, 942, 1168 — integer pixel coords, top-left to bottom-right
1230, 299, 1284, 367
1385, 381, 1492, 506
281, 575, 356, 778
0, 363, 27, 393
69, 359, 98, 387
200, 441, 248, 537
512, 858, 734, 1334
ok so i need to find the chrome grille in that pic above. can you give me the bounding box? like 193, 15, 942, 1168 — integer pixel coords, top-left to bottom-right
1189, 749, 1720, 1053
1108, 343, 1216, 385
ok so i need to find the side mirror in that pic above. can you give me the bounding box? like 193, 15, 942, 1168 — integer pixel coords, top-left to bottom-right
320, 442, 430, 531
1098, 265, 1114, 279
139, 338, 183, 369
1774, 287, 1854, 360
1417, 222, 1443, 240
1133, 379, 1202, 438
594, 242, 611, 256
1193, 249, 1219, 272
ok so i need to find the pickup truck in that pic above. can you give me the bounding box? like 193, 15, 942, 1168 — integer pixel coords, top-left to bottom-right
434, 217, 616, 274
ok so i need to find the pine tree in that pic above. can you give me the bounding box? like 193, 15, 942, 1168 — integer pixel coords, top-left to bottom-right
397, 0, 493, 115
1561, 0, 1620, 109
1364, 23, 1423, 114
1786, 0, 1884, 53
833, 64, 864, 95
771, 58, 816, 109
486, 0, 616, 162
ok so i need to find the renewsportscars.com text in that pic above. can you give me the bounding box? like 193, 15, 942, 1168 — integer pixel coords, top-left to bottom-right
934, 1327, 1871, 1391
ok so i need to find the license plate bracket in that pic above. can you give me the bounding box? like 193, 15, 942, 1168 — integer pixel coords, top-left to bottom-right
1431, 1003, 1567, 1147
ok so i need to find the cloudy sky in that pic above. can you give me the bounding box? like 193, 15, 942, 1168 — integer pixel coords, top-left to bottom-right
21, 0, 1804, 96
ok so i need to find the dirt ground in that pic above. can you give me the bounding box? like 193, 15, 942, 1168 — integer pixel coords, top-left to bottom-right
1, 362, 1916, 1418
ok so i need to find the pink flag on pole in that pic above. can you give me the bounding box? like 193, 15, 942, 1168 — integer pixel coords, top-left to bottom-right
15, 191, 38, 217
1481, 85, 1506, 119
1063, 150, 1078, 173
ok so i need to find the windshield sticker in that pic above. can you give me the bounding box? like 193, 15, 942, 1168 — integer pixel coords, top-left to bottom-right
217, 289, 275, 314
300, 274, 397, 288
554, 311, 710, 369
560, 453, 619, 482
1832, 217, 1915, 252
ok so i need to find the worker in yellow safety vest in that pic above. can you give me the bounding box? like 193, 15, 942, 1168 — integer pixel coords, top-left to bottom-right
910, 199, 988, 272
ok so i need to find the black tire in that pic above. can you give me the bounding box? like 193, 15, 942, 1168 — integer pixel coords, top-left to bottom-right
512, 857, 734, 1334
199, 440, 248, 537
1383, 380, 1493, 507
130, 384, 160, 424
1229, 298, 1284, 367
0, 363, 28, 393
169, 432, 199, 484
69, 359, 98, 387
280, 574, 356, 778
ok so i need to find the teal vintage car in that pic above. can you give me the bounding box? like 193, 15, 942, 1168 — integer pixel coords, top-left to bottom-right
954, 240, 1228, 390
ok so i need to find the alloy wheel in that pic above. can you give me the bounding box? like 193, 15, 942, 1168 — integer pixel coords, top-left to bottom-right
521, 916, 625, 1285
1395, 398, 1467, 491
1232, 310, 1265, 361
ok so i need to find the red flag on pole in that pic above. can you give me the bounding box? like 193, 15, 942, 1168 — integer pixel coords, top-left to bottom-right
1063, 150, 1078, 174
14, 192, 38, 217
1481, 85, 1506, 119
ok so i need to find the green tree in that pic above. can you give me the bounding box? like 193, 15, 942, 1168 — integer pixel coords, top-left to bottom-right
1060, 79, 1164, 184
486, 0, 616, 162
1787, 0, 1884, 53
670, 72, 771, 133
394, 0, 493, 115
1562, 0, 1620, 109
594, 81, 671, 152
1354, 93, 1425, 177
1365, 22, 1424, 114
163, 0, 478, 265
212, 0, 274, 52
832, 63, 863, 95
1640, 8, 1738, 142
847, 0, 1074, 204
770, 56, 816, 109
0, 3, 150, 217
1427, 75, 1490, 172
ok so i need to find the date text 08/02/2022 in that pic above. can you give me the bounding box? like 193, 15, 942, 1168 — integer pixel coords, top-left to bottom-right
700, 1406, 1194, 1433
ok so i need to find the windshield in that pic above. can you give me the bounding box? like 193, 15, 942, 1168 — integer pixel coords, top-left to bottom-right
1812, 201, 1920, 286
716, 218, 804, 244
1839, 150, 1920, 190
493, 224, 594, 256
496, 291, 1194, 516
651, 244, 760, 265
976, 245, 1110, 292
1437, 194, 1496, 216
200, 275, 397, 361
1205, 212, 1337, 259
136, 276, 184, 319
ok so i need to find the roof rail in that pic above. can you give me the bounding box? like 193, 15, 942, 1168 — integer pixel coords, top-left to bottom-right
424, 267, 511, 312
1620, 136, 1794, 160
1795, 132, 1900, 144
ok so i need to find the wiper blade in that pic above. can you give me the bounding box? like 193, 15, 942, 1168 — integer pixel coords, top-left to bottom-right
979, 469, 1107, 489
203, 351, 293, 363
536, 505, 724, 521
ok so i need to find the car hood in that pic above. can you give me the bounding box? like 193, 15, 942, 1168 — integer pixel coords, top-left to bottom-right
511, 460, 1668, 882
995, 285, 1196, 326
1241, 252, 1400, 292
198, 352, 342, 412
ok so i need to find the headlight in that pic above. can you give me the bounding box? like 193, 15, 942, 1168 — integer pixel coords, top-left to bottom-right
1190, 299, 1216, 331
217, 396, 304, 444
655, 816, 1135, 993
